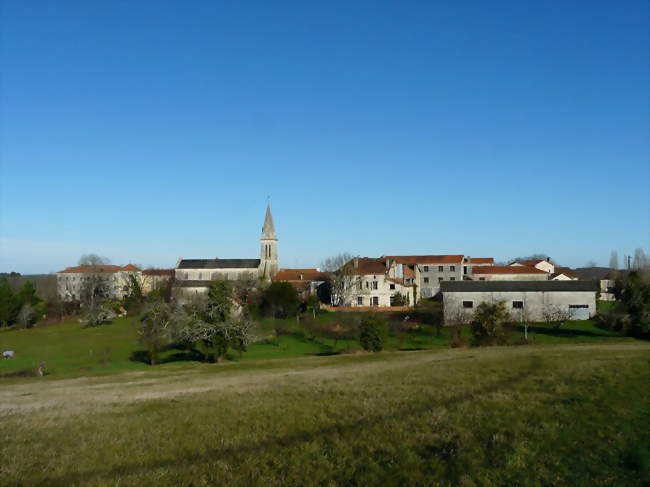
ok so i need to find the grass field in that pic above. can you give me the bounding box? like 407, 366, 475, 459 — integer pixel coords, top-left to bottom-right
0, 309, 640, 379
1, 342, 649, 485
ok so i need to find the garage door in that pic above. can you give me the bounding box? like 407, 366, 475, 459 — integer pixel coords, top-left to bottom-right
568, 305, 590, 320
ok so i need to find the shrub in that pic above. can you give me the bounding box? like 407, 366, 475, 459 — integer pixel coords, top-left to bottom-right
262, 282, 300, 318
598, 270, 650, 338
470, 301, 510, 346
359, 314, 388, 352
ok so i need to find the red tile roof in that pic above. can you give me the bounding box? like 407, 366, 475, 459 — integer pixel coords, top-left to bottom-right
385, 255, 464, 264
552, 267, 578, 279
472, 265, 547, 275
512, 259, 546, 267
142, 268, 174, 276
467, 257, 494, 264
274, 268, 328, 282
58, 264, 141, 274
345, 258, 388, 275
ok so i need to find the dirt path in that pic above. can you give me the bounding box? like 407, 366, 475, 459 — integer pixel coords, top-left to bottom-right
1, 342, 648, 417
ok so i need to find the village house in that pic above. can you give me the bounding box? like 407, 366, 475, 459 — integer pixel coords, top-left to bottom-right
173, 204, 279, 301
341, 257, 416, 308
56, 264, 141, 302
141, 268, 174, 294
441, 280, 598, 324
273, 268, 328, 299
510, 257, 555, 274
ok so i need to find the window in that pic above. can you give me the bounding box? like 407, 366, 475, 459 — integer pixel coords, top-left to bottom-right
389, 283, 395, 290
372, 281, 378, 290
438, 277, 443, 282
569, 304, 588, 309
365, 281, 369, 289
423, 266, 429, 272
358, 282, 363, 290
198, 272, 202, 280
450, 277, 456, 281
450, 266, 456, 272
479, 277, 485, 281
184, 273, 188, 280
438, 266, 443, 272
371, 296, 379, 306
512, 301, 524, 309
423, 277, 429, 284
462, 301, 473, 308
357, 296, 363, 305
463, 266, 467, 275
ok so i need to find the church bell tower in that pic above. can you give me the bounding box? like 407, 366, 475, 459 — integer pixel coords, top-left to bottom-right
260, 203, 278, 280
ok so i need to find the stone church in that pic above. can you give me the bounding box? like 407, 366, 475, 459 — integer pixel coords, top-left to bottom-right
173, 204, 278, 299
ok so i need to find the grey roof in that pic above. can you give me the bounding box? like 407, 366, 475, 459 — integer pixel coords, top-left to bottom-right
440, 280, 598, 293
261, 204, 277, 239
177, 259, 261, 269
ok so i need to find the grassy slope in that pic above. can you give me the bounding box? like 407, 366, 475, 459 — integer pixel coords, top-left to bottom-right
0, 311, 639, 379
1, 343, 648, 486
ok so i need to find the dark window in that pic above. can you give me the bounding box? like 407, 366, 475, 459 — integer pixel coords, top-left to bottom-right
423, 266, 429, 272
462, 301, 473, 308
450, 266, 456, 272
438, 266, 443, 272
569, 304, 588, 309
512, 301, 524, 309
423, 277, 429, 284
450, 277, 456, 281
479, 277, 485, 281
357, 296, 363, 305
371, 296, 379, 306
372, 281, 378, 290
438, 277, 443, 282
463, 266, 467, 275
389, 283, 395, 290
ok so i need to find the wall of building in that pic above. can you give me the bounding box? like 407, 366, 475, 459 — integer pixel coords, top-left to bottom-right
416, 263, 463, 297
175, 268, 258, 281
472, 273, 548, 281
443, 290, 596, 324
348, 274, 415, 308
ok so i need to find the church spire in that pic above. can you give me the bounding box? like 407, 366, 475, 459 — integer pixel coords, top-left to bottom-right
261, 203, 276, 240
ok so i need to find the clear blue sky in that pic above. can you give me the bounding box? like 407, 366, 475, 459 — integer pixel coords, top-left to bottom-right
1, 0, 648, 274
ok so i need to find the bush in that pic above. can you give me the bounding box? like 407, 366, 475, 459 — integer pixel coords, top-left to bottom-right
359, 314, 388, 352
261, 282, 300, 318
597, 270, 650, 337
470, 301, 510, 346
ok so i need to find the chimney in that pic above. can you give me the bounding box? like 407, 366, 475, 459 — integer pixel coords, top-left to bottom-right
385, 258, 390, 268
353, 258, 359, 268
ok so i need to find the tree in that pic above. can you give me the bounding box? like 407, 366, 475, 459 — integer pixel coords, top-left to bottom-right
470, 301, 510, 346
175, 282, 254, 362
597, 270, 650, 337
305, 293, 320, 318
138, 301, 176, 365
609, 251, 619, 270
542, 305, 571, 329
262, 282, 300, 318
321, 252, 357, 307
0, 278, 20, 327
359, 314, 388, 352
16, 280, 41, 307
17, 304, 36, 328
502, 254, 557, 265
585, 260, 598, 268
77, 254, 111, 309
633, 248, 649, 270
391, 292, 407, 306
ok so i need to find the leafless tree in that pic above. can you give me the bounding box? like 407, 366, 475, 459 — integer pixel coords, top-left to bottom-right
585, 260, 598, 268
542, 305, 571, 329
609, 251, 619, 270
78, 254, 111, 309
633, 248, 648, 270
320, 252, 358, 307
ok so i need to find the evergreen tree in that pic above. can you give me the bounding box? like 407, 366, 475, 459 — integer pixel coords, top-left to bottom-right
16, 280, 41, 307
0, 278, 20, 327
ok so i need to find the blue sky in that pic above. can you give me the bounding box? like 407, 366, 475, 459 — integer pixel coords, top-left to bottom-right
0, 0, 648, 274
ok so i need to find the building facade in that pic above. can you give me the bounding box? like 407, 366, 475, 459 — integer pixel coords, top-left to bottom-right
56, 264, 141, 302
441, 280, 598, 324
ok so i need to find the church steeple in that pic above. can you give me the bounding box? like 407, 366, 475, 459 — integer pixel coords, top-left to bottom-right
261, 203, 276, 240
260, 203, 278, 280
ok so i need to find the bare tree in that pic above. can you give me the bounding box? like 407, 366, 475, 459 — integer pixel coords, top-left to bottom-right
609, 251, 619, 270
633, 248, 648, 270
320, 252, 358, 307
78, 254, 111, 309
585, 260, 598, 268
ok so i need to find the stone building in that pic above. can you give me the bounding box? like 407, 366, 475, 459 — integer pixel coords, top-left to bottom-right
141, 269, 174, 294
441, 280, 598, 324
56, 264, 141, 302
173, 204, 279, 300
273, 268, 328, 299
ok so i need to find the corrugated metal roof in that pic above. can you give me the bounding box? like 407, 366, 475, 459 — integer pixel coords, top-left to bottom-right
440, 281, 598, 292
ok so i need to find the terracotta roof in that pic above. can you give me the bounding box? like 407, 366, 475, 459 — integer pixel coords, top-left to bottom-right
551, 267, 578, 279
403, 266, 415, 278
467, 257, 494, 264
274, 268, 328, 282
511, 259, 547, 267
142, 269, 174, 276
385, 255, 464, 264
57, 264, 141, 274
345, 258, 387, 275
472, 265, 547, 275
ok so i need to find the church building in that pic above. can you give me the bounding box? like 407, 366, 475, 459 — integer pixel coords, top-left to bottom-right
173, 204, 278, 299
